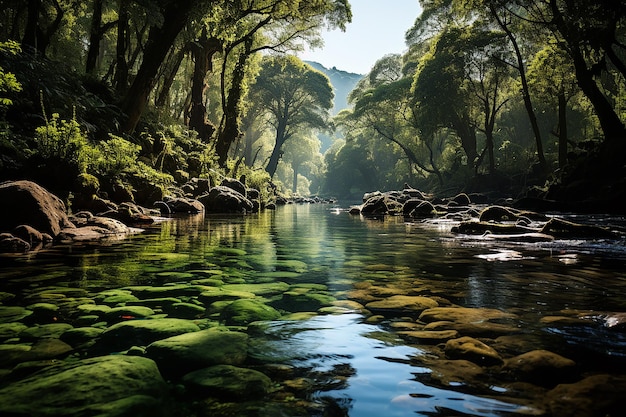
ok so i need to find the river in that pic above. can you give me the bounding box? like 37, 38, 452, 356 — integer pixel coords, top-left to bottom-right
1, 203, 625, 416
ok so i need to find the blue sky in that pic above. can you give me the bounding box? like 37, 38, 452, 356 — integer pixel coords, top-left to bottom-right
299, 0, 423, 74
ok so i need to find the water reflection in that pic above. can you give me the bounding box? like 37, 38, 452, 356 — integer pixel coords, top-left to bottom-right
2, 204, 626, 416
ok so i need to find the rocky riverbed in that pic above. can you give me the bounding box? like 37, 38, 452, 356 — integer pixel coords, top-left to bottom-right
2, 251, 626, 416
1, 181, 626, 416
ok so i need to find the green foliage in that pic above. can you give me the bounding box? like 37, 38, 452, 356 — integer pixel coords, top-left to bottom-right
88, 134, 174, 189
35, 112, 90, 173
0, 41, 22, 109
89, 135, 141, 178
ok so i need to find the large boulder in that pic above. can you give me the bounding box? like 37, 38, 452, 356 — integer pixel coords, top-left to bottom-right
220, 177, 246, 196
182, 364, 273, 400
0, 180, 73, 236
198, 186, 253, 214
98, 318, 201, 351
145, 329, 248, 377
164, 197, 205, 214
0, 355, 168, 417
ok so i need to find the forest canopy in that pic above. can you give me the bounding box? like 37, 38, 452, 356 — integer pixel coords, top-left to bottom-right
0, 0, 624, 208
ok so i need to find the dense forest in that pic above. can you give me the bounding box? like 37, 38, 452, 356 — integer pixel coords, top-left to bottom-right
0, 0, 625, 210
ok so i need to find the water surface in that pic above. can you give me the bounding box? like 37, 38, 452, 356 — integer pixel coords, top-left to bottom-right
1, 204, 625, 416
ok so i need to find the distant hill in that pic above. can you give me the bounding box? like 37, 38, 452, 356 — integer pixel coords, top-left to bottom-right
305, 61, 363, 115
305, 61, 363, 152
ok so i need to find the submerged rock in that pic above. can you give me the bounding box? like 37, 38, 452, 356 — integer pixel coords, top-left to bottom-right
444, 336, 503, 366
98, 318, 201, 350
146, 329, 248, 377
182, 364, 273, 399
0, 355, 168, 417
503, 349, 577, 386
365, 295, 439, 316
220, 299, 282, 326
546, 374, 626, 417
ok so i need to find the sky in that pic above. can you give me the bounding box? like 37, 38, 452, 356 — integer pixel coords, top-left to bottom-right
299, 0, 423, 75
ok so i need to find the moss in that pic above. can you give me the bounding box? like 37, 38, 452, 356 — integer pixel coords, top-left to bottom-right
220, 299, 282, 326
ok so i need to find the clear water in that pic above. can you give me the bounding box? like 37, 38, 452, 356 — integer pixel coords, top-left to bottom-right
1, 204, 626, 416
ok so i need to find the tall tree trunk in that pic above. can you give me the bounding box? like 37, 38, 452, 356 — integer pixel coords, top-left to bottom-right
22, 0, 40, 52
266, 121, 288, 178
491, 5, 546, 172
216, 37, 252, 166
189, 31, 221, 142
114, 0, 129, 94
452, 113, 478, 167
86, 0, 103, 74
549, 0, 626, 159
120, 3, 192, 134
292, 163, 299, 193
155, 46, 187, 108
557, 90, 568, 169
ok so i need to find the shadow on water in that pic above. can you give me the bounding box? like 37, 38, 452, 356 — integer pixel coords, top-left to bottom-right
1, 204, 626, 416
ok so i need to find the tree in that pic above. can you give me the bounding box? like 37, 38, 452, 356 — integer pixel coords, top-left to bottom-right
411, 27, 478, 170
119, 0, 210, 133
213, 0, 352, 167
527, 41, 579, 169
281, 132, 321, 193
251, 55, 333, 178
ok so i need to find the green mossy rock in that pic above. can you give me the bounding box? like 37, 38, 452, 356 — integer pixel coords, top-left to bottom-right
127, 297, 182, 309
0, 306, 32, 323
198, 289, 255, 305
182, 364, 273, 399
0, 344, 32, 368
94, 289, 140, 306
146, 329, 248, 377
104, 306, 155, 323
220, 299, 282, 326
222, 282, 290, 296
546, 374, 626, 417
99, 318, 201, 351
60, 327, 104, 348
25, 303, 59, 322
0, 322, 28, 340
19, 323, 74, 341
0, 355, 168, 417
164, 302, 206, 319
271, 291, 336, 312
365, 295, 439, 315
75, 303, 111, 318
444, 336, 503, 366
503, 349, 577, 386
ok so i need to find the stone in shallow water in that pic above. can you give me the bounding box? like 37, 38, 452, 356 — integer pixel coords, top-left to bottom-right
99, 318, 201, 351
220, 299, 282, 326
146, 329, 248, 377
419, 306, 517, 324
0, 355, 168, 417
365, 295, 439, 315
164, 302, 206, 319
19, 323, 74, 341
399, 330, 459, 344
546, 374, 626, 417
182, 364, 273, 399
270, 291, 336, 313
503, 349, 577, 386
444, 336, 503, 366
103, 306, 155, 323
0, 306, 32, 323
94, 289, 139, 306
60, 327, 104, 348
423, 319, 521, 338
0, 322, 28, 340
